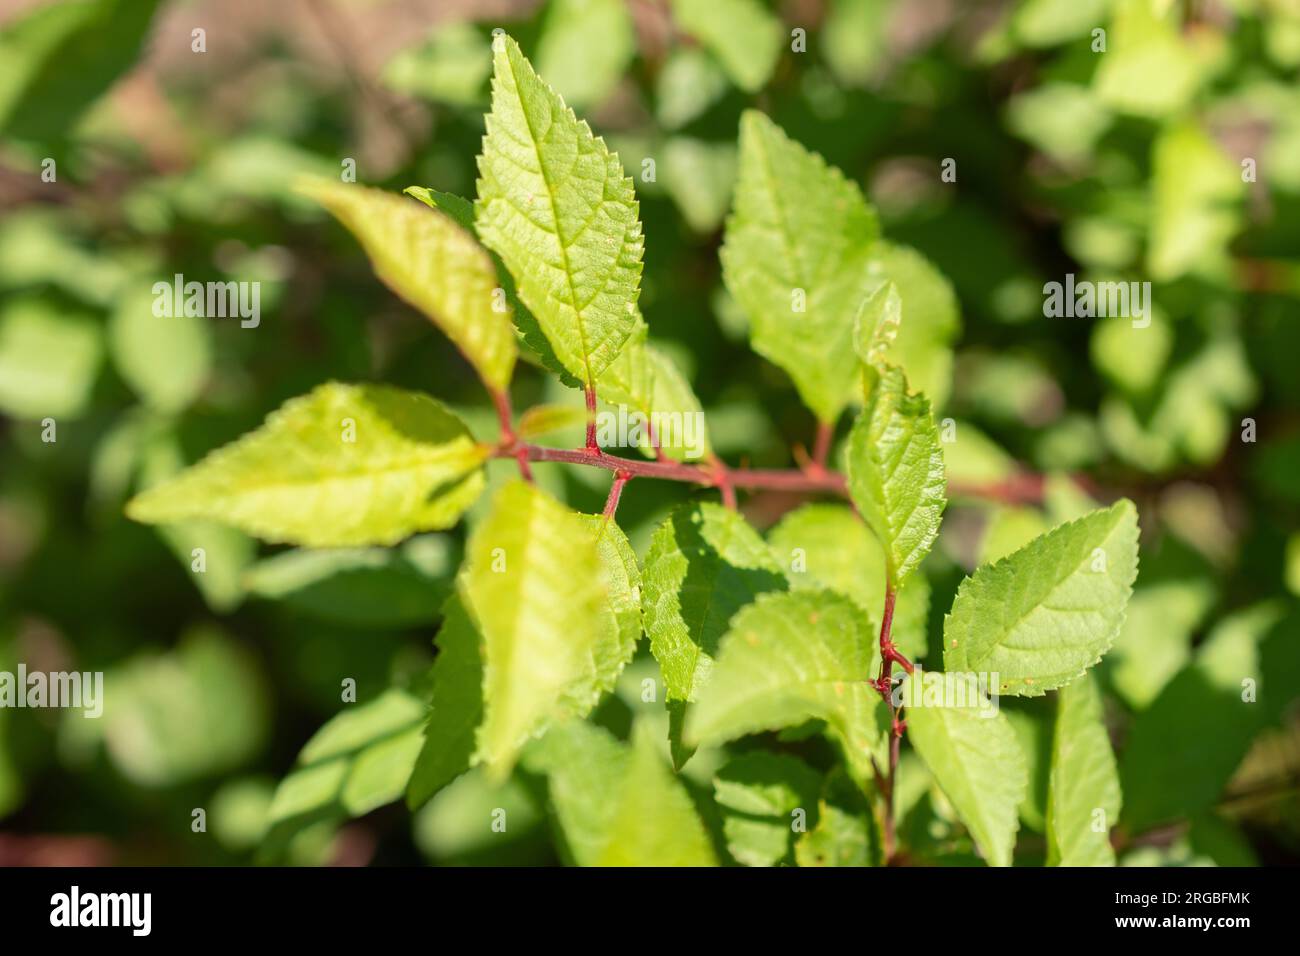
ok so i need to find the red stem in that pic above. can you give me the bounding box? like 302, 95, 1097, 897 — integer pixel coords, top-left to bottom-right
603, 471, 632, 518
811, 420, 833, 472
491, 388, 532, 482
492, 440, 1047, 504
643, 417, 670, 463
492, 388, 515, 442
871, 585, 913, 864
584, 384, 600, 454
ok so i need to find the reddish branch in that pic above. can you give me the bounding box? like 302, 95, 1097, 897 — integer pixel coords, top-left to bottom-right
811, 420, 834, 473
491, 388, 533, 481
870, 586, 914, 864
603, 470, 632, 518
491, 439, 1045, 505
584, 384, 601, 454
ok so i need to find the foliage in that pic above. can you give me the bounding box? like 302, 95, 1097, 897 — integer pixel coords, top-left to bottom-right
1, 0, 1297, 869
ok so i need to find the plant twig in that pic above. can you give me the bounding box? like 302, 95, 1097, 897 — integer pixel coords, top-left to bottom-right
492, 439, 1050, 504
491, 388, 532, 482
870, 585, 913, 864
603, 470, 633, 518
811, 420, 834, 473
584, 384, 601, 454
710, 454, 737, 509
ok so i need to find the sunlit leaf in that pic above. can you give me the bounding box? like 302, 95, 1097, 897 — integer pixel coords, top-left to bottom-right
722, 110, 879, 422
302, 180, 517, 391
127, 383, 488, 547
943, 501, 1139, 697
475, 36, 643, 386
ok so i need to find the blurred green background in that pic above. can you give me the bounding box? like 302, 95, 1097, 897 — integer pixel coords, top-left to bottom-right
0, 0, 1297, 865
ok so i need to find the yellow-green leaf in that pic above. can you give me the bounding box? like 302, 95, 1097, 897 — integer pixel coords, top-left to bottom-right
126, 383, 488, 547
475, 36, 643, 386
943, 501, 1140, 697
1046, 672, 1121, 865
301, 180, 517, 391
846, 364, 947, 586
524, 720, 717, 866
596, 321, 712, 460
905, 681, 1026, 867
668, 0, 782, 93
721, 110, 880, 423
686, 590, 889, 778
461, 481, 605, 780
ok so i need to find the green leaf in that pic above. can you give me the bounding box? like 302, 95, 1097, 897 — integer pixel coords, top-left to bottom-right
1005, 706, 1052, 833
404, 183, 578, 387
1120, 604, 1281, 832
656, 48, 728, 130
575, 515, 644, 702
461, 481, 606, 779
408, 502, 641, 804
266, 689, 426, 846
525, 720, 717, 866
535, 0, 635, 110
1012, 0, 1110, 47
126, 383, 488, 547
521, 719, 628, 865
406, 595, 485, 809
668, 0, 782, 93
845, 363, 947, 586
243, 535, 458, 628
852, 280, 902, 366
96, 627, 269, 787
0, 210, 129, 307
301, 180, 517, 391
596, 322, 712, 460
1046, 673, 1121, 866
943, 500, 1139, 697
137, 435, 255, 614
1006, 83, 1112, 165
767, 503, 929, 660
661, 137, 738, 234
597, 724, 718, 866
0, 0, 162, 144
1148, 120, 1245, 282
1104, 580, 1213, 710
714, 752, 821, 866
822, 0, 891, 87
905, 680, 1026, 867
109, 281, 212, 413
686, 590, 889, 778
474, 36, 643, 386
0, 294, 102, 420
721, 110, 880, 422
1093, 0, 1203, 120
516, 403, 588, 440
402, 185, 475, 229
412, 766, 547, 865
382, 21, 491, 107
642, 502, 787, 704
1091, 311, 1173, 396
866, 242, 961, 410
795, 768, 881, 867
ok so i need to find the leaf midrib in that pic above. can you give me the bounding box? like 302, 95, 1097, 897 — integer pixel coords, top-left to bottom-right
199, 446, 483, 499
960, 515, 1123, 672
502, 48, 595, 387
